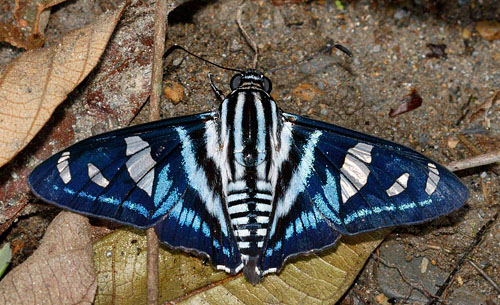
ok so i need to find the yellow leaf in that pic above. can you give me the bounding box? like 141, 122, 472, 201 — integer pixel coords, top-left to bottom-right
94, 228, 388, 305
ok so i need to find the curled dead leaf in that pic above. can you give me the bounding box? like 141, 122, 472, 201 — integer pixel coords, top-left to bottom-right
0, 212, 96, 305
0, 4, 127, 168
93, 229, 387, 305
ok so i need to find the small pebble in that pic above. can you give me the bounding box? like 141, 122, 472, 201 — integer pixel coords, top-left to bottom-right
447, 138, 459, 149
375, 293, 390, 305
476, 20, 500, 41
230, 39, 242, 52
462, 28, 472, 40
172, 57, 183, 66
163, 81, 185, 104
393, 8, 409, 20
420, 257, 429, 274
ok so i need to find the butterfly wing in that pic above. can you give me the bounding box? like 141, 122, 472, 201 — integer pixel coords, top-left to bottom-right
260, 112, 468, 273
29, 112, 242, 272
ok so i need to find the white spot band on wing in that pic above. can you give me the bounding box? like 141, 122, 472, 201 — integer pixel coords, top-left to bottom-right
176, 127, 228, 235
216, 265, 231, 273
125, 147, 156, 197
125, 136, 149, 156
386, 173, 410, 197
57, 152, 71, 184
340, 143, 373, 203
348, 142, 373, 163
87, 163, 110, 188
425, 163, 440, 195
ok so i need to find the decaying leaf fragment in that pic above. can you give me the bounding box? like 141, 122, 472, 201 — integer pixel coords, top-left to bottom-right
0, 212, 96, 305
0, 0, 69, 49
389, 88, 423, 117
93, 228, 387, 305
0, 3, 127, 168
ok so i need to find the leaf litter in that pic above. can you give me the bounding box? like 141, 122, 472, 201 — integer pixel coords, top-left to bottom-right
0, 212, 96, 305
0, 3, 127, 168
0, 3, 498, 301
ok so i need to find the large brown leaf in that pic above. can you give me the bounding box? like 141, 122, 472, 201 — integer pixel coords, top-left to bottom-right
0, 212, 96, 305
93, 228, 388, 305
0, 3, 126, 168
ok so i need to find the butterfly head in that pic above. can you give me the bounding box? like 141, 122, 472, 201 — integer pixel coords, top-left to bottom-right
230, 70, 272, 93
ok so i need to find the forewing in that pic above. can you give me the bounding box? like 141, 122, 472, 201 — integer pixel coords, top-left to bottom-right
282, 112, 468, 235
29, 113, 215, 227
29, 112, 241, 270
259, 112, 468, 274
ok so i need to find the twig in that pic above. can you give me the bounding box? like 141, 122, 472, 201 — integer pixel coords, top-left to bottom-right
467, 259, 500, 293
371, 253, 439, 301
428, 214, 498, 305
457, 134, 481, 155
446, 151, 500, 172
146, 229, 159, 305
147, 0, 168, 304
236, 0, 258, 69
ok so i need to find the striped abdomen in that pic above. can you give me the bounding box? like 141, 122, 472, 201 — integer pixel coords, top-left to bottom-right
227, 179, 273, 256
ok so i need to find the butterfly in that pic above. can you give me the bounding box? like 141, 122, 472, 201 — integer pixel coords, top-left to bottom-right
29, 69, 468, 284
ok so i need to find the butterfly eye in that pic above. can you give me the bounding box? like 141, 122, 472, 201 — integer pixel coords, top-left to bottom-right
262, 76, 272, 93
230, 74, 242, 90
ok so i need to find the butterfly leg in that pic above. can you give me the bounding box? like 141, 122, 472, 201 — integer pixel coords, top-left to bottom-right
208, 73, 225, 102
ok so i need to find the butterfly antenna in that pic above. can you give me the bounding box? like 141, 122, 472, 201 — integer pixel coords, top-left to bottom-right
164, 45, 244, 73
266, 42, 353, 74
236, 0, 258, 69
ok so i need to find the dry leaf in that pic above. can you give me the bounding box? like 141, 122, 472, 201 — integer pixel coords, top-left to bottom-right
469, 90, 500, 125
0, 212, 96, 305
0, 0, 69, 49
93, 228, 387, 305
0, 4, 127, 168
389, 88, 423, 117
93, 228, 228, 305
